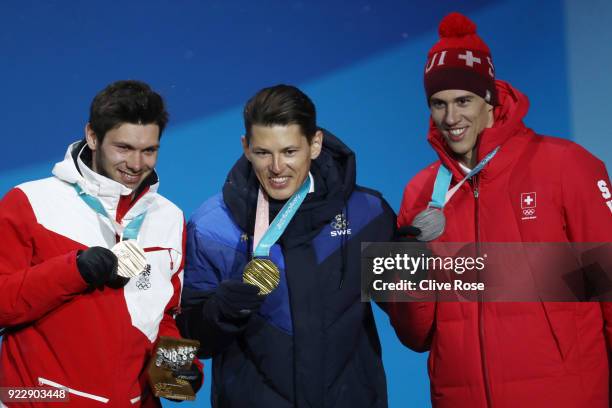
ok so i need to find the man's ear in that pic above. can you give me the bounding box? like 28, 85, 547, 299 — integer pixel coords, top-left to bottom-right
309, 130, 323, 160
241, 135, 251, 162
486, 104, 495, 128
85, 123, 98, 151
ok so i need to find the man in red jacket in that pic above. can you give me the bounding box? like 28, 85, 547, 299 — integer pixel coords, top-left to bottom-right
0, 80, 202, 407
386, 12, 612, 408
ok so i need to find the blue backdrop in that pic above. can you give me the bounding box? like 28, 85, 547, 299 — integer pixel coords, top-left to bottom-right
1, 1, 610, 406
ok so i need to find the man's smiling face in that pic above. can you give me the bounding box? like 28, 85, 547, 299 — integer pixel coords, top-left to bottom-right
429, 89, 493, 167
86, 122, 160, 192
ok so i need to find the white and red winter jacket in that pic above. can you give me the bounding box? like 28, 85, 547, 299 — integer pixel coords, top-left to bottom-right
0, 141, 194, 407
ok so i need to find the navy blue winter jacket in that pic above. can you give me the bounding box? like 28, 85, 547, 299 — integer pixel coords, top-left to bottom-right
178, 130, 395, 407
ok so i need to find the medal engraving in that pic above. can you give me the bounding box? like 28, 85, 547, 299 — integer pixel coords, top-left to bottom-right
148, 336, 200, 401
111, 239, 147, 278
412, 207, 446, 242
243, 259, 280, 295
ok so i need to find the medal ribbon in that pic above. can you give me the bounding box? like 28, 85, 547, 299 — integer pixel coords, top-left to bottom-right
252, 176, 311, 258
73, 184, 147, 241
429, 146, 500, 208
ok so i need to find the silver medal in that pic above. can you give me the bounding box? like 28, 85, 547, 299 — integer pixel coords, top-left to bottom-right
111, 239, 147, 278
412, 207, 446, 242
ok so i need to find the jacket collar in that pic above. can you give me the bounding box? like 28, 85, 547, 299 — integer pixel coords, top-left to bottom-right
52, 140, 159, 221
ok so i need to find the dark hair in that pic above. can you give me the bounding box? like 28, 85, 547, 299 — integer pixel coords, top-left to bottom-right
88, 80, 168, 142
243, 84, 317, 144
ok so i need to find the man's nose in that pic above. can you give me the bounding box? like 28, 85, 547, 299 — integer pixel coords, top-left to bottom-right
270, 154, 284, 174
126, 152, 143, 172
444, 105, 460, 126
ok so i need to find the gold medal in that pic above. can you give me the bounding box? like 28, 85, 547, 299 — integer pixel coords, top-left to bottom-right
243, 258, 280, 295
111, 239, 147, 278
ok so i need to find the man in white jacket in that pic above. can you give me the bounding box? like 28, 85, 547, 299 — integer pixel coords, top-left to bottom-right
0, 80, 201, 407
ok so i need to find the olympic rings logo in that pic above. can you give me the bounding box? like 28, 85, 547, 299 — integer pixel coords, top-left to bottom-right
331, 214, 348, 230
522, 209, 535, 216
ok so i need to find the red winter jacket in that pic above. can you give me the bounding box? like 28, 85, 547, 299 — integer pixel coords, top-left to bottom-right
0, 142, 198, 407
387, 81, 612, 408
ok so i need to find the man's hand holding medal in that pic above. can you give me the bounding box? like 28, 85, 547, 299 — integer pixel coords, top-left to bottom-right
215, 176, 313, 318
77, 239, 148, 289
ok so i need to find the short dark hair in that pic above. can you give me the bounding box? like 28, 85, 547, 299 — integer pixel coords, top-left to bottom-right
243, 84, 317, 144
88, 80, 168, 142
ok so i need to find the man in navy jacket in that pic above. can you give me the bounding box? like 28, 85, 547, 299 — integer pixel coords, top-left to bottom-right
178, 84, 395, 407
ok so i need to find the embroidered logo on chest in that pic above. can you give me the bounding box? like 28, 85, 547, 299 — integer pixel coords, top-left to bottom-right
330, 213, 351, 237
520, 192, 537, 220
136, 264, 152, 290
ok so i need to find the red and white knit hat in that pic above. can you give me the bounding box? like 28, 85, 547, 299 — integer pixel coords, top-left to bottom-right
424, 12, 497, 105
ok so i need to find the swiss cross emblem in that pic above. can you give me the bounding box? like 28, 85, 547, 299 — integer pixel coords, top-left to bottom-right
458, 50, 481, 67
520, 192, 537, 220
521, 192, 536, 209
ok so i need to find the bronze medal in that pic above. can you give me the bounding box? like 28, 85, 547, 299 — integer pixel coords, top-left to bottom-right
111, 239, 147, 278
243, 258, 280, 295
148, 336, 200, 401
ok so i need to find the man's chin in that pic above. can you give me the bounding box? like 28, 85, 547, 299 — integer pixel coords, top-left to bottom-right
115, 174, 146, 191
446, 143, 473, 157
266, 192, 291, 201
115, 178, 142, 192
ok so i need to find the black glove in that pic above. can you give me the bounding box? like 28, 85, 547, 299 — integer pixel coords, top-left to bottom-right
395, 225, 422, 242
171, 363, 203, 394
77, 247, 128, 288
210, 280, 265, 320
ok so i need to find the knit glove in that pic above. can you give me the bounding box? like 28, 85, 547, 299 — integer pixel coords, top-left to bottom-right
394, 225, 422, 242
207, 280, 265, 320
77, 247, 129, 288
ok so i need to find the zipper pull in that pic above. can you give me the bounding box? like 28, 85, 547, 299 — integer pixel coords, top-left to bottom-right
167, 249, 174, 270
474, 188, 479, 198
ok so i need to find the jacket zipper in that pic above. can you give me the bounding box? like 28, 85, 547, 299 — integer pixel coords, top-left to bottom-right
144, 247, 175, 270
474, 176, 493, 408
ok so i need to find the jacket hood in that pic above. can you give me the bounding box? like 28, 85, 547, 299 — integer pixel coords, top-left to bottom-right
427, 80, 530, 179
222, 128, 355, 248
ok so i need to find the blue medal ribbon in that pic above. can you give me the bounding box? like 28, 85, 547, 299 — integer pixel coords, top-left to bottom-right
429, 166, 452, 209
73, 184, 147, 241
253, 176, 311, 258
429, 146, 500, 208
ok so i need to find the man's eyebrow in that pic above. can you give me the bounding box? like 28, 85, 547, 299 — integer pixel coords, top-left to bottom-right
112, 142, 160, 150
454, 95, 474, 102
112, 142, 134, 148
